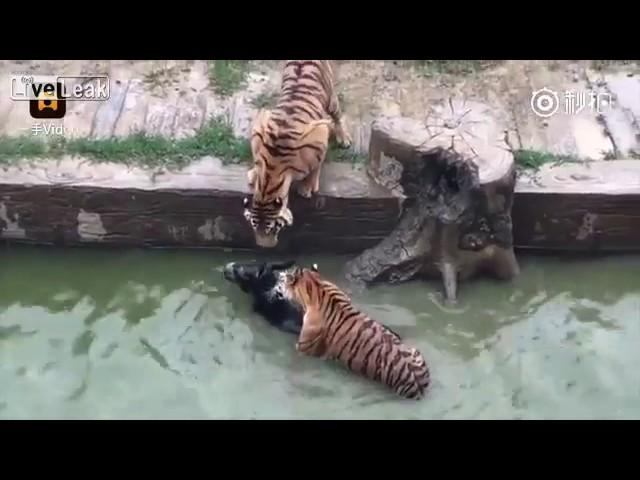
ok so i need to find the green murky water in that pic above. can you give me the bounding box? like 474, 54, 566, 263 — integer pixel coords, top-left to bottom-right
1, 245, 639, 419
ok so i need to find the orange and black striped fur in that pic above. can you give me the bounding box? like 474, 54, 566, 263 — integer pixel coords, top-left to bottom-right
244, 60, 352, 248
277, 264, 431, 400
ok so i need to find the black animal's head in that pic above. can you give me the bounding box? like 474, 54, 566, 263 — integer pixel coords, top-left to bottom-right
222, 259, 303, 335
223, 259, 296, 293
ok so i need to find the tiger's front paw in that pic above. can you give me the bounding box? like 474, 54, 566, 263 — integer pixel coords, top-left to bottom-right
247, 167, 257, 190
281, 207, 293, 226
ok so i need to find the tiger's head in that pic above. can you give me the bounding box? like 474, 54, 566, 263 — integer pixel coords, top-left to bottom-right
278, 263, 320, 305
243, 195, 293, 248
244, 109, 294, 248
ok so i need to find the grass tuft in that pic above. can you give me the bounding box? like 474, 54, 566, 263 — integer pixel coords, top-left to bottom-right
0, 136, 49, 163
208, 60, 252, 97
251, 90, 279, 109
142, 64, 181, 94
327, 139, 367, 165
0, 129, 603, 174
0, 116, 252, 169
0, 117, 366, 170
412, 60, 502, 77
513, 149, 582, 171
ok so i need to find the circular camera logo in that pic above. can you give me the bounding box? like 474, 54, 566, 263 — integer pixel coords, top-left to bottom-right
530, 87, 559, 118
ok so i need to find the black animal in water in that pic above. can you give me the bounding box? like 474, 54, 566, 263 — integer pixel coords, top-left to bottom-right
222, 260, 302, 335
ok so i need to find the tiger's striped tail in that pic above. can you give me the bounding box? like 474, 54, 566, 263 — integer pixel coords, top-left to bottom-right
397, 347, 431, 400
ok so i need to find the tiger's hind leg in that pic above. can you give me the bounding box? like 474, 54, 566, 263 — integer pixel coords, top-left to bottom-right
295, 123, 330, 199
327, 87, 352, 149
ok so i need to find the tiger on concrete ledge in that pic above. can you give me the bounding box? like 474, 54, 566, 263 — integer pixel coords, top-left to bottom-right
276, 263, 431, 400
243, 60, 352, 248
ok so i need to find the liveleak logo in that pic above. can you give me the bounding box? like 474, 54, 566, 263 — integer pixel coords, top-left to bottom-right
11, 74, 110, 119
29, 81, 66, 119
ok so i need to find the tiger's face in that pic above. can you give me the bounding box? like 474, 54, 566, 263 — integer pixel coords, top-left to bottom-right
243, 196, 293, 248
279, 263, 319, 304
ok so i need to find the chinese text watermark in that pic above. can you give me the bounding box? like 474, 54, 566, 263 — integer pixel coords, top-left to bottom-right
530, 87, 614, 118
30, 123, 78, 136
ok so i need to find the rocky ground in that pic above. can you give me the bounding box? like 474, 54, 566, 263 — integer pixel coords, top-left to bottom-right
0, 60, 638, 167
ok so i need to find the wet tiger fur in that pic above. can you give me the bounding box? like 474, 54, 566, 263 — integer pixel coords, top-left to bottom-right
277, 263, 431, 400
244, 60, 352, 248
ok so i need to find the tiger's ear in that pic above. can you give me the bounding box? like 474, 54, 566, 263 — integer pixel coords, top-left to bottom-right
311, 263, 319, 272
290, 266, 304, 282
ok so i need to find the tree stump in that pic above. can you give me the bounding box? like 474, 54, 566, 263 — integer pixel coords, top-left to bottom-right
344, 98, 520, 302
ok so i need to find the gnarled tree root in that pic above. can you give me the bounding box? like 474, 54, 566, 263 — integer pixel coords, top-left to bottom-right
345, 99, 520, 302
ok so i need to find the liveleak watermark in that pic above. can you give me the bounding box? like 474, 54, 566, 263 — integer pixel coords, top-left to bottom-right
530, 87, 614, 118
10, 74, 110, 119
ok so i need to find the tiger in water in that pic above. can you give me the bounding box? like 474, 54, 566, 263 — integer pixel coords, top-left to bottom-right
276, 263, 431, 400
243, 60, 352, 248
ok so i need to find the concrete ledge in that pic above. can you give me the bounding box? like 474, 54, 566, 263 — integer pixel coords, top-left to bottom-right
514, 160, 640, 251
0, 157, 402, 253
1, 157, 639, 253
